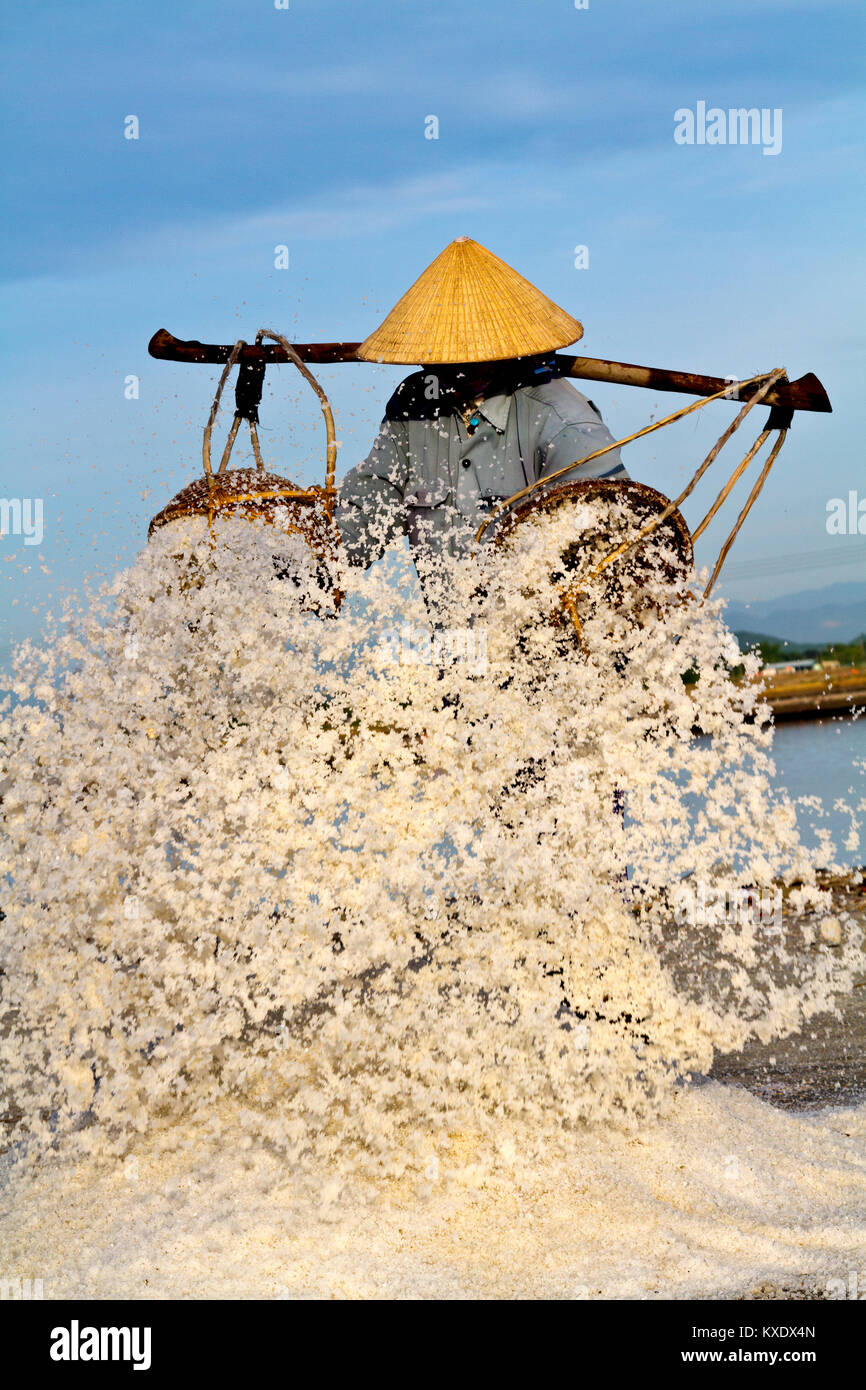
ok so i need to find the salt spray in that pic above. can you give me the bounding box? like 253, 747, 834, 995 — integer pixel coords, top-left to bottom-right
0, 502, 863, 1296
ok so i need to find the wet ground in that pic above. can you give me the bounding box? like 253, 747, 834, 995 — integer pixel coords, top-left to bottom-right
706, 870, 866, 1301
708, 870, 866, 1111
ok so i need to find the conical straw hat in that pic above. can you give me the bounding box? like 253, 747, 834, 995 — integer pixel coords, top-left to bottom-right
356, 237, 584, 364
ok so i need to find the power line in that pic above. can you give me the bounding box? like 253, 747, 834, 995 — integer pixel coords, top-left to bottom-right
712, 543, 866, 582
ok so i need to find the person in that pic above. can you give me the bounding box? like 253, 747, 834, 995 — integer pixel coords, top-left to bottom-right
336, 240, 635, 1030
335, 237, 628, 616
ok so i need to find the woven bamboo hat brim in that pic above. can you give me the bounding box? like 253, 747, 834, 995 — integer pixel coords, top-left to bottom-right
356, 237, 584, 364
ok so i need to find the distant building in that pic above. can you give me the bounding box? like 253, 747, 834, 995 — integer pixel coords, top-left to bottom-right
761, 658, 820, 673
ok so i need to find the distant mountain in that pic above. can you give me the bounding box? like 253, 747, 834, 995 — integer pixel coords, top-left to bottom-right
724, 581, 866, 645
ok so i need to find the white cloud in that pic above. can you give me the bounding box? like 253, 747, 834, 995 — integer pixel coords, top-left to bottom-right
121, 165, 564, 262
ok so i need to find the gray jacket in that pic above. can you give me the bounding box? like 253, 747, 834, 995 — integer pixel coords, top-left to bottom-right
335, 359, 628, 583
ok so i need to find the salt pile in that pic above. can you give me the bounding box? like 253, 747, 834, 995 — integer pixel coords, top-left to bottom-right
3, 1085, 865, 1299
1, 503, 863, 1296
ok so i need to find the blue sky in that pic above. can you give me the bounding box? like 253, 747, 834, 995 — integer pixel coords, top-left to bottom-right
1, 0, 864, 656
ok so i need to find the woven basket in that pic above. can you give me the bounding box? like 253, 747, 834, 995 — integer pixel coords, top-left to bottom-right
491, 479, 694, 643
148, 330, 343, 612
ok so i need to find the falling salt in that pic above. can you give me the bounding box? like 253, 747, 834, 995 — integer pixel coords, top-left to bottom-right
0, 500, 863, 1296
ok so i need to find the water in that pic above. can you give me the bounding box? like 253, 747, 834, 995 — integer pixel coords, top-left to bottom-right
769, 718, 865, 863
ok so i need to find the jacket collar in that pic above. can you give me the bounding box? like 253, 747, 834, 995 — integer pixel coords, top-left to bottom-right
408, 355, 557, 430
474, 393, 511, 433
471, 355, 558, 432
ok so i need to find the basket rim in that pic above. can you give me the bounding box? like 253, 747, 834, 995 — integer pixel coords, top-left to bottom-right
148, 470, 335, 537
490, 477, 694, 571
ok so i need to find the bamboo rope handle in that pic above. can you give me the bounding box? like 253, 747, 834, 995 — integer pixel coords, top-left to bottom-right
580, 368, 788, 583
702, 430, 788, 599
690, 432, 771, 542
256, 329, 338, 492
249, 420, 265, 473
473, 369, 785, 546
217, 417, 242, 474
202, 339, 247, 481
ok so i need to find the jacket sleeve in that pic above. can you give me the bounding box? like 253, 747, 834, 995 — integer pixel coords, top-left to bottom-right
334, 419, 410, 569
539, 413, 629, 486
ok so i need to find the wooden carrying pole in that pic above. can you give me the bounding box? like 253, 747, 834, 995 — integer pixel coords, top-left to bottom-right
148, 330, 831, 415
